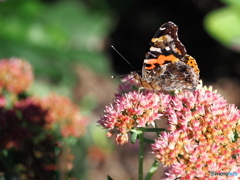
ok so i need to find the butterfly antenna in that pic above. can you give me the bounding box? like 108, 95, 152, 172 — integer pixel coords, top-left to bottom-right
111, 73, 131, 79
111, 45, 136, 71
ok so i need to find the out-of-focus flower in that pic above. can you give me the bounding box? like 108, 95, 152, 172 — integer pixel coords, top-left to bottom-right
0, 97, 48, 150
39, 93, 87, 138
0, 58, 87, 179
57, 147, 75, 173
0, 58, 33, 94
0, 96, 6, 107
0, 108, 31, 150
14, 97, 47, 127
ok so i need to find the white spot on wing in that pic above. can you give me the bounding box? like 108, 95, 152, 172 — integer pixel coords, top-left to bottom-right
150, 47, 162, 53
165, 35, 173, 41
144, 59, 151, 63
165, 46, 170, 51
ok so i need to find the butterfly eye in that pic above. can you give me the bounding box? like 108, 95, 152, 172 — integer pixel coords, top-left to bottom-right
145, 63, 153, 68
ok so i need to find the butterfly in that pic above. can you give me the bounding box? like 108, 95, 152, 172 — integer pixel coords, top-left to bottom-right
132, 21, 200, 91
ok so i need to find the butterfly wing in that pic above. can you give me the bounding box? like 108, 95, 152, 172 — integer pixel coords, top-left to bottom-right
135, 21, 200, 91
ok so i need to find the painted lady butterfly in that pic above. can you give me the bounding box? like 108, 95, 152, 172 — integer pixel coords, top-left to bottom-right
132, 21, 200, 91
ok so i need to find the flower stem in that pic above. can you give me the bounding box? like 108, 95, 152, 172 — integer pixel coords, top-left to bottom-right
137, 127, 166, 132
144, 159, 159, 180
138, 131, 144, 180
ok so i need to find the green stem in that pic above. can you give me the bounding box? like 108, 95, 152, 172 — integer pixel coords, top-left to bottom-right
144, 159, 159, 180
144, 121, 160, 179
136, 125, 164, 180
137, 127, 166, 132
138, 131, 144, 180
143, 137, 155, 144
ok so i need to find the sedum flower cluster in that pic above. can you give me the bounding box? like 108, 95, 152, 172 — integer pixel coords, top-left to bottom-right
99, 75, 240, 179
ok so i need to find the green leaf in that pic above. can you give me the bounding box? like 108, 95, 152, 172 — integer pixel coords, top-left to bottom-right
131, 131, 138, 144
1, 149, 8, 157
204, 6, 240, 53
221, 0, 240, 6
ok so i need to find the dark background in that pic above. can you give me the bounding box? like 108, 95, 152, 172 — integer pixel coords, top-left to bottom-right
107, 0, 239, 82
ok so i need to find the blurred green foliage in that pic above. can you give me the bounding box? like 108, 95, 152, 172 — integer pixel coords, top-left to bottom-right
0, 0, 115, 179
204, 0, 240, 53
0, 0, 113, 88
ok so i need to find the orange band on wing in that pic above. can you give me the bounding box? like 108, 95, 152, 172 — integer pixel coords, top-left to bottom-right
145, 54, 179, 70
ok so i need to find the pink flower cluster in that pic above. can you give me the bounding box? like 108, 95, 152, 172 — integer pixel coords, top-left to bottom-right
0, 58, 33, 94
98, 75, 168, 144
99, 75, 240, 179
99, 91, 164, 144
152, 88, 240, 179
